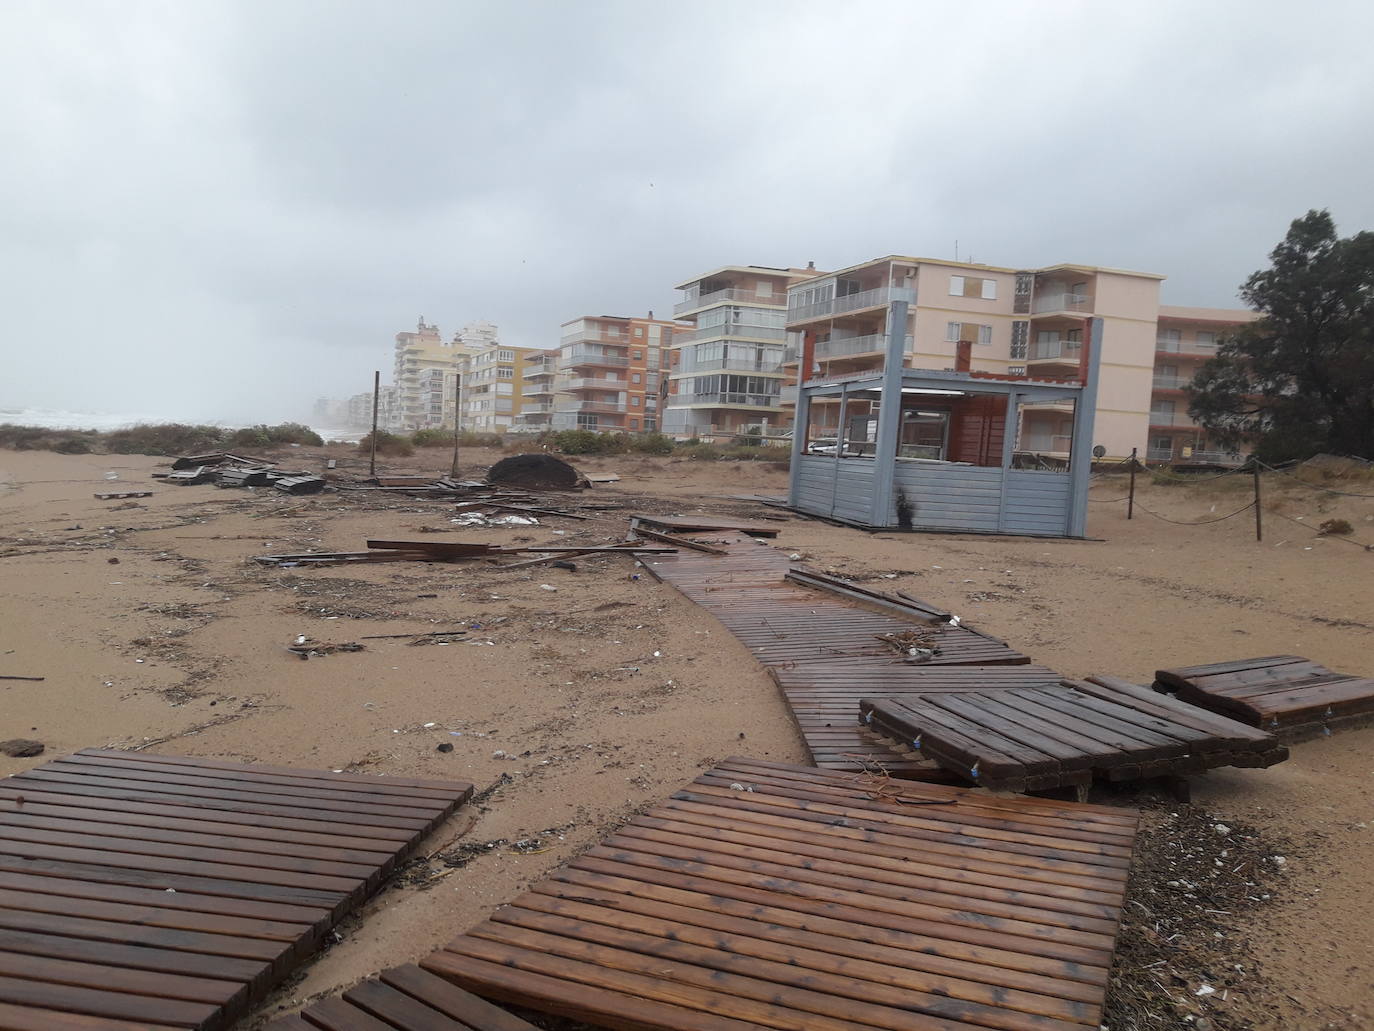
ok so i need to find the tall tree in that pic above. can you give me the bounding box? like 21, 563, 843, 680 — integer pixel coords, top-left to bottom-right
1188, 210, 1374, 461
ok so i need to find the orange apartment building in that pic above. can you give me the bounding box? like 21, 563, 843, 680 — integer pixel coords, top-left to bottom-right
779, 255, 1255, 462
552, 315, 683, 433
664, 265, 818, 438
513, 349, 559, 433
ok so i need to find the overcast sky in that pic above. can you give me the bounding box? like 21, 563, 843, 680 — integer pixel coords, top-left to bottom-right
3, 0, 1372, 423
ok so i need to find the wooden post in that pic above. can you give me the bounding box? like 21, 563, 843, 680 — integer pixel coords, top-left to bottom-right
1252, 458, 1263, 541
450, 372, 462, 478
369, 370, 380, 478
1128, 447, 1137, 520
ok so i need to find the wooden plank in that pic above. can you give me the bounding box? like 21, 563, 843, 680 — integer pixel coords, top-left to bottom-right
430, 758, 1135, 1031
0, 751, 472, 1031
379, 963, 539, 1031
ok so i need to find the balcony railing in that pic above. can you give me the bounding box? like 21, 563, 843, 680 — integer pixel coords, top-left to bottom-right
521, 384, 555, 397
1146, 446, 1175, 462
519, 403, 554, 414
677, 324, 787, 344
561, 327, 633, 346
686, 358, 785, 373
563, 349, 630, 367
564, 376, 627, 390
816, 333, 916, 360
671, 392, 781, 408
787, 285, 916, 323
780, 385, 798, 403
1149, 412, 1197, 427
1028, 339, 1083, 361
1152, 374, 1191, 389
522, 363, 557, 379
555, 400, 628, 414
1032, 293, 1093, 315
675, 287, 785, 315
1156, 338, 1219, 355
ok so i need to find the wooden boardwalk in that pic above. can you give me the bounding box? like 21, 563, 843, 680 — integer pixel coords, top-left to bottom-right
0, 749, 472, 1031
1155, 654, 1374, 739
642, 533, 1033, 775
266, 964, 535, 1030
862, 678, 1287, 791
425, 757, 1138, 1031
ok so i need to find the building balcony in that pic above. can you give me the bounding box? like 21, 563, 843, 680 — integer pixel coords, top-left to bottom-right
521, 385, 555, 398
562, 349, 630, 368
1031, 293, 1094, 315
522, 363, 557, 379
555, 400, 628, 414
561, 327, 633, 347
519, 403, 555, 414
675, 287, 786, 316
676, 324, 787, 344
786, 285, 917, 325
671, 392, 781, 408
1021, 434, 1073, 454
815, 333, 915, 361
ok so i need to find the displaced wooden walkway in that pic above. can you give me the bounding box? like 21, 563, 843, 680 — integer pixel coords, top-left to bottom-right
266, 964, 535, 1030
1155, 654, 1374, 739
641, 531, 1033, 775
0, 749, 472, 1031
863, 677, 1287, 792
426, 757, 1138, 1031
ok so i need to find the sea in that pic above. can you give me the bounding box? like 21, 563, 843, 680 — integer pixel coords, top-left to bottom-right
0, 406, 361, 443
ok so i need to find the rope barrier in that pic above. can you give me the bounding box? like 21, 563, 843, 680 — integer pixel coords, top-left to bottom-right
1129, 499, 1258, 525
1265, 507, 1374, 551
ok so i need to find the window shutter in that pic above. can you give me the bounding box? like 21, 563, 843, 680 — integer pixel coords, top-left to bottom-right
981, 279, 997, 300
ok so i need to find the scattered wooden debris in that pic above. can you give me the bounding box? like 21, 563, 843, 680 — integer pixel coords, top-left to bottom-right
171, 451, 272, 470
875, 627, 942, 661
255, 540, 674, 568
631, 513, 782, 537
0, 675, 44, 682
862, 677, 1288, 792
273, 474, 327, 495
286, 640, 365, 659
216, 467, 274, 487
166, 466, 215, 485
628, 518, 728, 555
94, 490, 153, 500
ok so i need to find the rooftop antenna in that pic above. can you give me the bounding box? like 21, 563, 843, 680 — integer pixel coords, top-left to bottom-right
954, 240, 959, 262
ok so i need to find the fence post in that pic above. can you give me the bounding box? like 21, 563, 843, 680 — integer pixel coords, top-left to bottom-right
1252, 459, 1263, 542
450, 372, 462, 478
369, 370, 380, 478
1128, 447, 1137, 520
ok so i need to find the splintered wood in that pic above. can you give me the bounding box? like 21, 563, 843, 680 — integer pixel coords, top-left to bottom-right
1155, 654, 1374, 739
0, 749, 472, 1030
265, 963, 536, 1031
425, 757, 1139, 1031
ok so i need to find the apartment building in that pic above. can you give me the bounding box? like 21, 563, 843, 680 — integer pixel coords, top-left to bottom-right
552, 315, 680, 433
664, 265, 817, 438
1148, 306, 1260, 463
389, 318, 482, 431
460, 343, 543, 433
780, 255, 1254, 460
513, 349, 559, 433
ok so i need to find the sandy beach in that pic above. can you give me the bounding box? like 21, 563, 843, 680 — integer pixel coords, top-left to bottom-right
2, 443, 1372, 1030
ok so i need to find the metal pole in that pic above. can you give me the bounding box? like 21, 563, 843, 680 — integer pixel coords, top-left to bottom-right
369, 370, 380, 477
450, 372, 462, 478
1252, 458, 1263, 541
1128, 447, 1137, 520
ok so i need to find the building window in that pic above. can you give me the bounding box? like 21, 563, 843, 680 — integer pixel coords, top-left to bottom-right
632, 350, 642, 360
1196, 331, 1217, 351
630, 396, 640, 406
1011, 320, 1029, 359
945, 322, 992, 344
950, 275, 996, 300
1008, 365, 1027, 375
498, 367, 513, 378
498, 349, 515, 362
634, 327, 644, 337
629, 418, 640, 430
631, 373, 641, 384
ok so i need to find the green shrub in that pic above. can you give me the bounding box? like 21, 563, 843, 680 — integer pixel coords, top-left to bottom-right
540, 429, 630, 455
630, 432, 674, 456
105, 424, 227, 456
227, 423, 323, 448
410, 428, 452, 447
357, 431, 414, 457
53, 436, 94, 454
